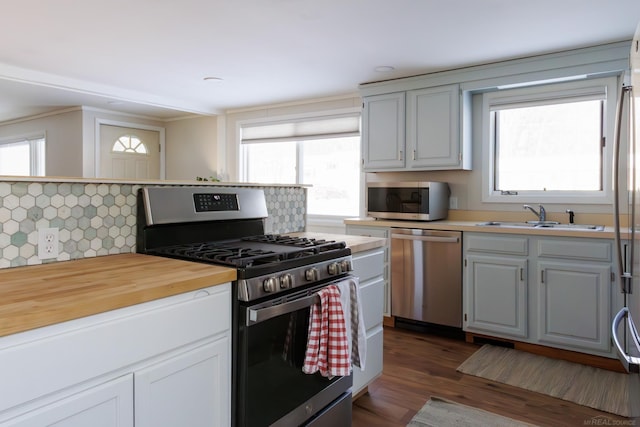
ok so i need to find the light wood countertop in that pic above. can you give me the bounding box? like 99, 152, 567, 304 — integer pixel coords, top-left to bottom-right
0, 253, 236, 337
285, 232, 387, 253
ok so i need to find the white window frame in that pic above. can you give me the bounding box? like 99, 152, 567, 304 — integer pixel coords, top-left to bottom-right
481, 75, 619, 204
0, 133, 45, 176
238, 110, 362, 223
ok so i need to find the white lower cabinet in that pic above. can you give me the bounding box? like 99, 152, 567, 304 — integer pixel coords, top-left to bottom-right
463, 233, 616, 358
0, 284, 231, 426
537, 261, 611, 352
465, 255, 527, 338
350, 247, 385, 396
135, 338, 230, 427
3, 375, 133, 427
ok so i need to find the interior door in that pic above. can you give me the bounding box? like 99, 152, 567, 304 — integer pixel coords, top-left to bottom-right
99, 124, 160, 179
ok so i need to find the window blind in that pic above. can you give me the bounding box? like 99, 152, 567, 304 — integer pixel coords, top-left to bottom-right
241, 114, 360, 144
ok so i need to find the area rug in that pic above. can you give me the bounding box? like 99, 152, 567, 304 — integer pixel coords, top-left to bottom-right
457, 344, 640, 418
407, 396, 538, 427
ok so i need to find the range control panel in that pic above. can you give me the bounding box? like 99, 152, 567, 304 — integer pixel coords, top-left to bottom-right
193, 193, 239, 212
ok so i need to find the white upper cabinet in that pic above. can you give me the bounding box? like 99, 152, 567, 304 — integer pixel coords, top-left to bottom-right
361, 84, 470, 171
362, 92, 405, 170
406, 85, 462, 169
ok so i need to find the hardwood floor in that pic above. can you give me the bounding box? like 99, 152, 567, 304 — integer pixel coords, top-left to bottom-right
352, 326, 637, 427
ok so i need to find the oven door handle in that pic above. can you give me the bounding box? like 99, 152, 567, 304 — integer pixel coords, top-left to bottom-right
247, 293, 320, 325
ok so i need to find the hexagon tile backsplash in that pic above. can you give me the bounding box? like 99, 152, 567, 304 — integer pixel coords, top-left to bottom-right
0, 181, 306, 269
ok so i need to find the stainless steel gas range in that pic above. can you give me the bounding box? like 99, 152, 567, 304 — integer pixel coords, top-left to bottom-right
137, 186, 354, 427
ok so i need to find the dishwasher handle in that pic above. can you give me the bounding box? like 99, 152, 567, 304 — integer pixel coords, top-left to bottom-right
391, 233, 459, 244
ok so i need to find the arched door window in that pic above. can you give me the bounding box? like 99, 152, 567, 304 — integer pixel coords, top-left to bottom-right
112, 135, 148, 154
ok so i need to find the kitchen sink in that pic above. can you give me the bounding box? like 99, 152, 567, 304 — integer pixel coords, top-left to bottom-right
475, 221, 605, 231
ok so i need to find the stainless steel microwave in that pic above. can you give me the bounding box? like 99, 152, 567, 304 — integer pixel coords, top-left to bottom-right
366, 181, 450, 221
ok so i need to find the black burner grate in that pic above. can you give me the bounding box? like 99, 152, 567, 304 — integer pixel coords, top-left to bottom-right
241, 234, 346, 252
147, 234, 349, 272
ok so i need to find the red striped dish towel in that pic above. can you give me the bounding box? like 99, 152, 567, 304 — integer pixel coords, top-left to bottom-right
302, 285, 350, 377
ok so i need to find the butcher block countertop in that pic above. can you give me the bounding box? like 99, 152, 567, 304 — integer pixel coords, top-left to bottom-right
285, 232, 387, 253
0, 253, 236, 338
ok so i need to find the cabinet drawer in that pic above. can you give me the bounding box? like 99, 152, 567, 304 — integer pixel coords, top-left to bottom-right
465, 234, 528, 255
0, 284, 230, 415
537, 239, 611, 262
359, 277, 385, 331
347, 227, 389, 239
352, 249, 385, 282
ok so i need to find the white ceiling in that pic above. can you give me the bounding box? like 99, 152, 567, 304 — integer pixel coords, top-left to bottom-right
1, 0, 640, 122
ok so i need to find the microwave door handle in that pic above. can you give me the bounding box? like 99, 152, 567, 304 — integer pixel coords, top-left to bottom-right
247, 293, 320, 326
391, 233, 460, 244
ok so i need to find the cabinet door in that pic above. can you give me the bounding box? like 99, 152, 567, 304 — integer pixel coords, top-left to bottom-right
406, 84, 461, 169
537, 261, 611, 352
362, 92, 405, 170
465, 255, 527, 338
352, 325, 383, 396
3, 375, 133, 427
135, 338, 230, 427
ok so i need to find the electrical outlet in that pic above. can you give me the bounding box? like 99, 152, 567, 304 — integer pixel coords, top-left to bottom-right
449, 196, 458, 210
38, 227, 59, 260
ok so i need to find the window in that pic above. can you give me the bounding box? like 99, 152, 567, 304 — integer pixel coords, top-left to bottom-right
482, 76, 617, 203
112, 134, 147, 154
0, 135, 45, 176
241, 114, 360, 217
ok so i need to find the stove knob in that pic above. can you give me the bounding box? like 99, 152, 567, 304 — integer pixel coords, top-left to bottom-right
327, 262, 341, 275
340, 260, 352, 272
305, 268, 319, 281
263, 277, 278, 293
280, 273, 293, 289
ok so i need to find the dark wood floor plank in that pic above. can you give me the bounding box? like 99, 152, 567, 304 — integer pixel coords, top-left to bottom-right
352, 326, 637, 427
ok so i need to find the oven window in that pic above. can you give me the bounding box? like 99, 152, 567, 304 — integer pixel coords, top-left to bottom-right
237, 304, 343, 426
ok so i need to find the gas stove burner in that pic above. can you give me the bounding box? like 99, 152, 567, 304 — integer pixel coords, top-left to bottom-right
152, 243, 290, 268
211, 248, 285, 267
242, 234, 346, 251
148, 234, 349, 271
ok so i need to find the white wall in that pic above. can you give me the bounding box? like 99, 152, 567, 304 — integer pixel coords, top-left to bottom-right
165, 115, 218, 181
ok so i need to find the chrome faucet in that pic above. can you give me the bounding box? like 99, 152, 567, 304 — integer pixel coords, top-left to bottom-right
523, 204, 546, 222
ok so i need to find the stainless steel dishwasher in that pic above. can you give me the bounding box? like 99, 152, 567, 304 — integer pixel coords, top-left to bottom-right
391, 228, 462, 327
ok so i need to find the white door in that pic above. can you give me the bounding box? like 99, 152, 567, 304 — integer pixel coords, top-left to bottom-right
99, 125, 160, 179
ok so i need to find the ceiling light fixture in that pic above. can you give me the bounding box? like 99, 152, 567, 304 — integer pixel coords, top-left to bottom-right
374, 66, 395, 73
